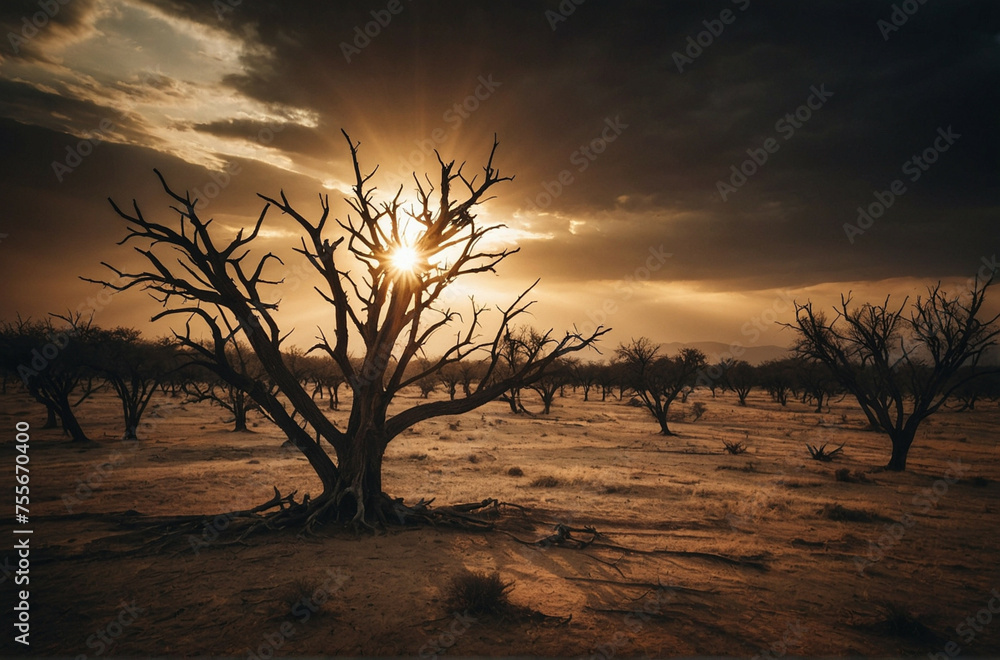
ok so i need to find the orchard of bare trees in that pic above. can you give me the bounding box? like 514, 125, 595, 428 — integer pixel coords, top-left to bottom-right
2, 134, 998, 537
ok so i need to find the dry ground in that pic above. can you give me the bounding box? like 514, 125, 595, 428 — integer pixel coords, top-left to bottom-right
1, 385, 998, 657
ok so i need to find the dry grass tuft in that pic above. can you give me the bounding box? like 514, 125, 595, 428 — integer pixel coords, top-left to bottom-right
530, 475, 559, 488
445, 571, 514, 616
821, 503, 890, 523
722, 439, 748, 455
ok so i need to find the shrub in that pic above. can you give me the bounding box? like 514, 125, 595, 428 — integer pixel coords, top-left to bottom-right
807, 442, 844, 461
530, 475, 559, 488
445, 571, 513, 616
722, 439, 748, 455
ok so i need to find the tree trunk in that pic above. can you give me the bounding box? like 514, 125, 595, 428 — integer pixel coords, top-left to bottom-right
58, 402, 89, 442
336, 431, 390, 522
886, 429, 915, 471
233, 392, 249, 432
42, 406, 58, 429
657, 410, 673, 436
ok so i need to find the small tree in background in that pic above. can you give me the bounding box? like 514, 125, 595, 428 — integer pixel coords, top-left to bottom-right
181, 343, 264, 432
0, 314, 101, 441
92, 329, 175, 440
724, 360, 756, 406
616, 338, 707, 435
786, 280, 999, 471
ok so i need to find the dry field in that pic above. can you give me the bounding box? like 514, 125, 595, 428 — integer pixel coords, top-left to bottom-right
1, 386, 998, 657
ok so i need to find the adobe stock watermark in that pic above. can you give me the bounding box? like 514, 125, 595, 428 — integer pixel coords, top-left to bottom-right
6, 0, 73, 55
51, 67, 162, 183
751, 619, 809, 660
340, 0, 411, 63
716, 84, 833, 201
693, 289, 796, 391
243, 567, 350, 660
853, 458, 969, 575
191, 116, 288, 210
545, 0, 587, 31
672, 0, 751, 73
574, 244, 672, 339
878, 0, 930, 41
522, 115, 628, 213
584, 585, 676, 660
384, 73, 502, 184
417, 610, 477, 659
212, 0, 242, 19
73, 600, 146, 659
843, 126, 960, 244
51, 118, 120, 182
929, 588, 1000, 660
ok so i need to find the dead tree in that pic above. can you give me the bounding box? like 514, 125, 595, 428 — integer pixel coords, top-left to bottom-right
0, 314, 101, 441
181, 344, 262, 432
92, 328, 173, 440
437, 362, 462, 401
527, 358, 570, 414
724, 360, 756, 407
87, 131, 607, 526
616, 338, 706, 435
785, 280, 999, 471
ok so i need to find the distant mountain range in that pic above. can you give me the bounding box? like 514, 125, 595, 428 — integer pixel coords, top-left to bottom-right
660, 341, 791, 366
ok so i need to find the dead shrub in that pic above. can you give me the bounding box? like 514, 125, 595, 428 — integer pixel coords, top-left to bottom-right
820, 503, 890, 523
722, 439, 748, 455
445, 571, 514, 617
530, 475, 559, 488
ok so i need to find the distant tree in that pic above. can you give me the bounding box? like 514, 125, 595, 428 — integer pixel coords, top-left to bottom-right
794, 357, 839, 413
181, 342, 263, 432
569, 360, 600, 402
950, 366, 1000, 411
723, 360, 756, 406
413, 358, 438, 398
700, 359, 734, 398
0, 314, 101, 441
495, 327, 535, 414
527, 358, 570, 414
91, 329, 175, 440
759, 358, 796, 406
786, 280, 1000, 471
437, 362, 462, 401
306, 355, 347, 410
616, 338, 707, 435
596, 360, 622, 401
89, 133, 605, 526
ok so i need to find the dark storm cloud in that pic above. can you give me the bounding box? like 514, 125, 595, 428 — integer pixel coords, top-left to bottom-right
148, 0, 999, 288
0, 0, 998, 335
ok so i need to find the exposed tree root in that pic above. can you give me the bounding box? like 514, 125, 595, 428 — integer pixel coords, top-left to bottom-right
71, 488, 768, 579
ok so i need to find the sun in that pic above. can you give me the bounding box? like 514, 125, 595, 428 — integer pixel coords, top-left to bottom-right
388, 245, 420, 274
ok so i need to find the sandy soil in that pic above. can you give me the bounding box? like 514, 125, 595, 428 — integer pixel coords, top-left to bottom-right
1, 386, 998, 657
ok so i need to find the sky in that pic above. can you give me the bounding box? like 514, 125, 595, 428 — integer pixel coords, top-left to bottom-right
0, 0, 998, 358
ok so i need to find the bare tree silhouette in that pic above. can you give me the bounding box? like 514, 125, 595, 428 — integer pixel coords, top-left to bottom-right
181, 343, 263, 432
786, 280, 999, 471
615, 338, 706, 435
92, 328, 175, 440
0, 314, 101, 441
724, 360, 756, 407
87, 132, 606, 527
